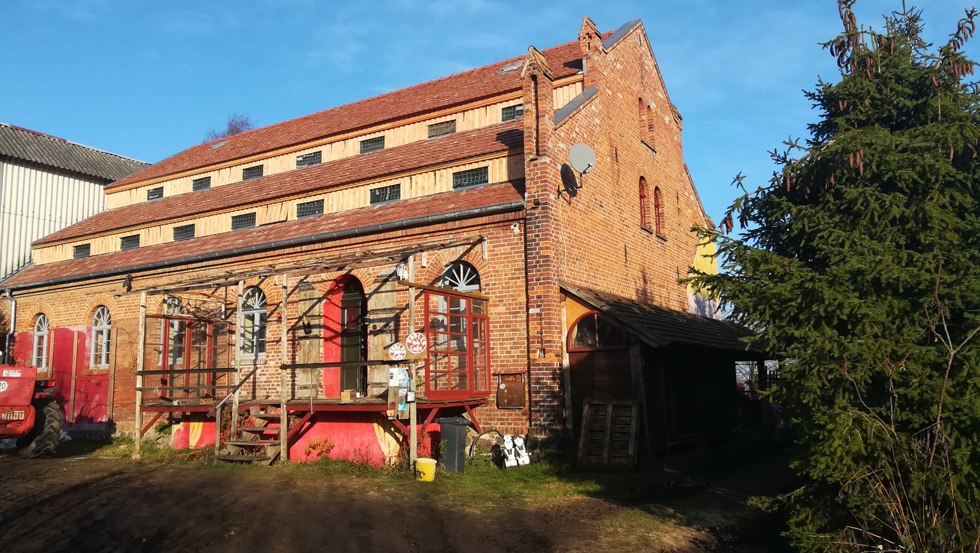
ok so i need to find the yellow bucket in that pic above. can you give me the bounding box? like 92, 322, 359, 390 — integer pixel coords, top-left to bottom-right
415, 458, 437, 482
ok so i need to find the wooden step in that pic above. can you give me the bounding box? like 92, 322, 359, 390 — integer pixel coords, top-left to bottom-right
251, 413, 283, 419
225, 440, 280, 447
240, 426, 278, 433
216, 454, 271, 463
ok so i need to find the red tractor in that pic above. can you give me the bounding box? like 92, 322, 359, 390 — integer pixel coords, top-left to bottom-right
0, 365, 63, 457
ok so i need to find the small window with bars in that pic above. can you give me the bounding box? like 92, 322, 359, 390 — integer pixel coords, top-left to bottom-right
147, 187, 164, 201
231, 212, 257, 230
173, 224, 195, 241
296, 199, 324, 219
427, 120, 456, 138
296, 151, 322, 168
192, 176, 211, 191
501, 104, 524, 122
370, 184, 401, 204
120, 235, 140, 251
452, 167, 489, 189
242, 165, 264, 181
359, 136, 385, 154
73, 244, 91, 259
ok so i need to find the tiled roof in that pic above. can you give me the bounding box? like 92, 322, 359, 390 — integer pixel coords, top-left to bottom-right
108, 41, 584, 190
561, 283, 762, 353
0, 123, 148, 182
4, 182, 525, 289
36, 121, 523, 246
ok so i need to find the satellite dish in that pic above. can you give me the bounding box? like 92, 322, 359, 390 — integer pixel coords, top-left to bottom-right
569, 143, 596, 175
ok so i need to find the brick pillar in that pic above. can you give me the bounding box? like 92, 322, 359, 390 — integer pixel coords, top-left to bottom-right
520, 47, 565, 442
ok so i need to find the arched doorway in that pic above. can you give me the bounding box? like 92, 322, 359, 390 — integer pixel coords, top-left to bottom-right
323, 275, 367, 397
566, 311, 630, 436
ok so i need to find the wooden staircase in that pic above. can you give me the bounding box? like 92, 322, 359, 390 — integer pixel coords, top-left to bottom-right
216, 403, 284, 465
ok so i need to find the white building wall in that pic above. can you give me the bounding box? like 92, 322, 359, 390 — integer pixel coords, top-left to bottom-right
0, 159, 105, 280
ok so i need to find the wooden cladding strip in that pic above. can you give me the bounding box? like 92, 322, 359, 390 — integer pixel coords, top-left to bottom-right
33, 154, 522, 265
106, 77, 582, 207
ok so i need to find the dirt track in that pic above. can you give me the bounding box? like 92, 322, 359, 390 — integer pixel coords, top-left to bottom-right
0, 450, 788, 553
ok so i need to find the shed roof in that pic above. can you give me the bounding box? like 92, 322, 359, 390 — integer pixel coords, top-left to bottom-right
0, 122, 148, 182
4, 181, 524, 290
35, 121, 523, 246
561, 283, 761, 354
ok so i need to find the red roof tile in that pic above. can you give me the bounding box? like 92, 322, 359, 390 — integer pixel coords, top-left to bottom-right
108, 41, 582, 189
36, 121, 523, 245
5, 182, 524, 289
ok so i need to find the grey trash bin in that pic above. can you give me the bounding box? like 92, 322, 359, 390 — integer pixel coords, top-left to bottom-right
436, 416, 472, 473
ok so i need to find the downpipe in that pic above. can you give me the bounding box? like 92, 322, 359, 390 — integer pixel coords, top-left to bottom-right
3, 288, 14, 365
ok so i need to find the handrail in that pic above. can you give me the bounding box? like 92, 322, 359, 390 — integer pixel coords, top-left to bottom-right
209, 359, 261, 417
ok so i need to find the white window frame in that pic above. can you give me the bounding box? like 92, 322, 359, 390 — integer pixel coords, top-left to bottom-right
32, 314, 50, 371
440, 261, 481, 293
91, 306, 111, 369
240, 287, 267, 358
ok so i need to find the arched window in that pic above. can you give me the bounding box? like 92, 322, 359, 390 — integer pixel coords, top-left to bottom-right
161, 296, 186, 367
91, 306, 111, 368
639, 177, 650, 230
638, 97, 647, 139
567, 311, 626, 352
654, 186, 665, 237
440, 261, 481, 293
32, 314, 50, 370
646, 105, 655, 135
241, 287, 267, 357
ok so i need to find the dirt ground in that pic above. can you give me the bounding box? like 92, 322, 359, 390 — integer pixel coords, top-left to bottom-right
0, 445, 791, 553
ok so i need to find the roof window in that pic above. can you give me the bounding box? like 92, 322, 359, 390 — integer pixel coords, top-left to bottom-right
231, 212, 256, 230
73, 244, 91, 259
242, 165, 263, 181
427, 120, 456, 139
296, 151, 322, 169
452, 167, 489, 189
502, 105, 524, 122
370, 184, 401, 204
147, 187, 163, 201
296, 199, 324, 219
173, 224, 195, 242
192, 176, 211, 192
120, 235, 140, 251
359, 136, 385, 154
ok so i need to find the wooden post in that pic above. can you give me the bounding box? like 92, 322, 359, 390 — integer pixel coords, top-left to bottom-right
231, 281, 244, 437
133, 291, 147, 459
280, 274, 289, 463
407, 256, 418, 471
68, 331, 78, 424
629, 342, 653, 456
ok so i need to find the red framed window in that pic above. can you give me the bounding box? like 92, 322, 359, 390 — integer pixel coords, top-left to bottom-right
424, 290, 490, 399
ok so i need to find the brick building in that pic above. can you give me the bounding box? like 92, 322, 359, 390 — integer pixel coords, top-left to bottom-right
0, 18, 758, 464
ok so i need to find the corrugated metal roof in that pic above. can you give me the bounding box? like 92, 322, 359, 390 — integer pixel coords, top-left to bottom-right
0, 123, 149, 183
561, 283, 762, 353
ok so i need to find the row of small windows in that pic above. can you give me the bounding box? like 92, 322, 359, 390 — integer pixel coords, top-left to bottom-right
639, 177, 665, 236
74, 165, 490, 257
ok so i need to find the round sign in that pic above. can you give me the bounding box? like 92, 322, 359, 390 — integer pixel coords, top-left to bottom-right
405, 332, 427, 354
0, 381, 8, 393
388, 343, 407, 361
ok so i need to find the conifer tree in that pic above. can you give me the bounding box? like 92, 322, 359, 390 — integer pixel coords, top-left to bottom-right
691, 2, 980, 550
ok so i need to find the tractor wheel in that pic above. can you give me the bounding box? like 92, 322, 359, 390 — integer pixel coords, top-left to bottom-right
17, 401, 63, 458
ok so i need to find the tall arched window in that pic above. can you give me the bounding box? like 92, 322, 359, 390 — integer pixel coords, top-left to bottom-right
241, 287, 267, 357
639, 177, 650, 230
654, 186, 665, 237
638, 97, 647, 139
91, 306, 111, 368
32, 314, 49, 371
161, 296, 186, 367
440, 261, 481, 293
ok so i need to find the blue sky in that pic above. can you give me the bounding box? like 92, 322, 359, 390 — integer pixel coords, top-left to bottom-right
1, 0, 976, 221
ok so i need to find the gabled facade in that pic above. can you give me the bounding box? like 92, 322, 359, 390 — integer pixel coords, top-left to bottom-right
0, 123, 148, 280
0, 19, 757, 463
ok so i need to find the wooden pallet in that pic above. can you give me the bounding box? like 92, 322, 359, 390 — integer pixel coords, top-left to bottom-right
577, 399, 638, 471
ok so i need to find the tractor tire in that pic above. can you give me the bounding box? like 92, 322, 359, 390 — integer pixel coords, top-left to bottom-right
17, 401, 63, 458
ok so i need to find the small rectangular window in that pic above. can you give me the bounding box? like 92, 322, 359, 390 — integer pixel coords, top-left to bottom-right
231, 212, 256, 230
427, 120, 456, 139
173, 224, 195, 241
192, 177, 211, 191
120, 235, 140, 251
452, 167, 489, 189
359, 136, 385, 154
370, 184, 401, 204
73, 244, 91, 259
296, 199, 324, 219
242, 165, 264, 181
501, 105, 524, 122
147, 187, 163, 201
296, 151, 322, 168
